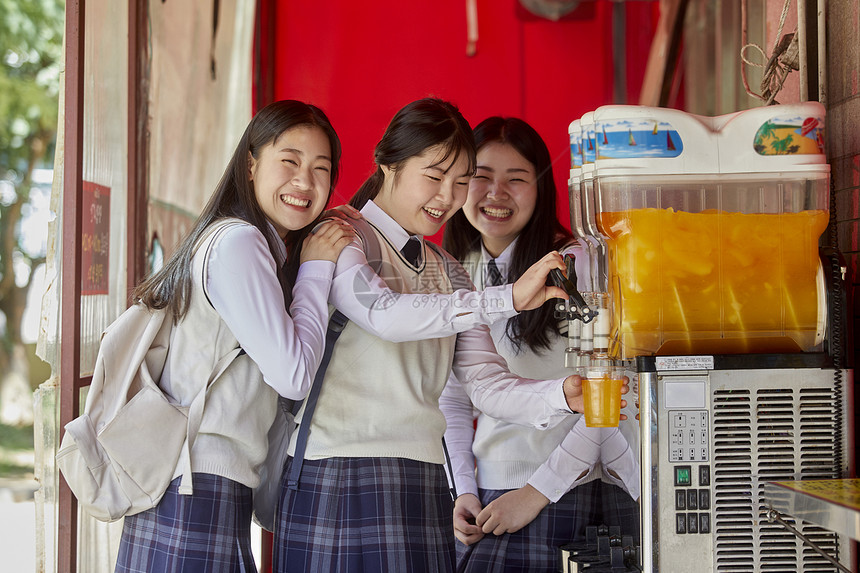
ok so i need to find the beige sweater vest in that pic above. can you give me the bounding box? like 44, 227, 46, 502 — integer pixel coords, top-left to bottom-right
166, 221, 278, 488
292, 223, 457, 464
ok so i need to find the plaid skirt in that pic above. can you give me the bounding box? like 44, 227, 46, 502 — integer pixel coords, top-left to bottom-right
115, 473, 256, 573
456, 480, 640, 573
599, 481, 640, 539
273, 456, 457, 573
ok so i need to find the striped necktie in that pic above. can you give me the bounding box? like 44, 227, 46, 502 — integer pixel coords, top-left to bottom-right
487, 258, 504, 286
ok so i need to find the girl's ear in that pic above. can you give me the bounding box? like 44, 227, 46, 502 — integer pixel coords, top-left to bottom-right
247, 151, 256, 181
380, 164, 393, 178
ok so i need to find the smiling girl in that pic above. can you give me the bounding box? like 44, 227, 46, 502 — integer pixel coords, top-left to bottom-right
272, 99, 614, 572
114, 100, 353, 572
441, 116, 640, 571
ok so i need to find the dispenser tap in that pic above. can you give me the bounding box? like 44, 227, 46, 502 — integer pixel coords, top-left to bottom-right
550, 254, 597, 323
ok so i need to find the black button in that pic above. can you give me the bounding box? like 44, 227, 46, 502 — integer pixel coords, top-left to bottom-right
699, 489, 710, 510
675, 490, 686, 510
687, 513, 698, 534
687, 489, 698, 510
698, 465, 710, 486
699, 513, 710, 534
676, 513, 686, 534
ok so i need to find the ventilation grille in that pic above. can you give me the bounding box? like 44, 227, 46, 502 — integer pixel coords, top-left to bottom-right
711, 386, 841, 572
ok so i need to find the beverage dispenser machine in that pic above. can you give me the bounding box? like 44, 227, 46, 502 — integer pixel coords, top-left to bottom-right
565, 103, 853, 572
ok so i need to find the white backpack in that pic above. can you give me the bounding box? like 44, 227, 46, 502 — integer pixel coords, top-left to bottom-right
57, 220, 243, 522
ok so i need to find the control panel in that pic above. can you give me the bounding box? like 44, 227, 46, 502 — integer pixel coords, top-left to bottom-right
669, 410, 708, 462
669, 410, 710, 536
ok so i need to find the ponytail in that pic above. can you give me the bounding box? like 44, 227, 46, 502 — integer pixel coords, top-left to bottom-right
349, 168, 385, 210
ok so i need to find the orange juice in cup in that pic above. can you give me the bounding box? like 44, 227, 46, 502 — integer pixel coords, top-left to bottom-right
579, 363, 623, 427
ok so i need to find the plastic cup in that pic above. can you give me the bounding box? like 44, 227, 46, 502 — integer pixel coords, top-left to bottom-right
579, 365, 623, 427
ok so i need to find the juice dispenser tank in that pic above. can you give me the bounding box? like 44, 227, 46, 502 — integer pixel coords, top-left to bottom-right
591, 103, 829, 359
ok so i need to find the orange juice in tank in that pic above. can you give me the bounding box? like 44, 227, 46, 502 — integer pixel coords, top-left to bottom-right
589, 104, 830, 359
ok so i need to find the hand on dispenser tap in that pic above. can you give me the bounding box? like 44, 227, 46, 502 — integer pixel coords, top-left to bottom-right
511, 251, 569, 311
563, 374, 630, 418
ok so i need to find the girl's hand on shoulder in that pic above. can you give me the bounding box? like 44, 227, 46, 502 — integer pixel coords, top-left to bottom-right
300, 219, 355, 263
476, 484, 548, 535
453, 493, 484, 546
510, 251, 569, 311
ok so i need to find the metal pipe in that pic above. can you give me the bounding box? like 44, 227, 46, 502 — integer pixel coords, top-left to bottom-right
766, 509, 850, 573
797, 0, 808, 100
466, 0, 478, 57
127, 0, 146, 304
639, 370, 657, 573
612, 1, 627, 103
817, 0, 826, 106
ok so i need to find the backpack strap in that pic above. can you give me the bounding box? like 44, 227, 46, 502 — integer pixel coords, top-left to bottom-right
286, 310, 349, 490
199, 218, 248, 308
178, 346, 244, 494
287, 206, 388, 489
177, 218, 247, 495
325, 205, 384, 274
284, 205, 379, 421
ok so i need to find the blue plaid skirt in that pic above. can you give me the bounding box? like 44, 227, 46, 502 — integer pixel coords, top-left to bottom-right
115, 473, 256, 573
599, 481, 640, 539
273, 456, 456, 573
455, 480, 640, 573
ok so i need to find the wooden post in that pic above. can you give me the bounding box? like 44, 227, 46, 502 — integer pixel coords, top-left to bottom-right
638, 0, 689, 107
58, 0, 85, 570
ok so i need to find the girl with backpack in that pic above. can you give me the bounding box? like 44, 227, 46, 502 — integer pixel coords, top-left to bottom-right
273, 98, 629, 572
440, 116, 640, 571
114, 100, 354, 572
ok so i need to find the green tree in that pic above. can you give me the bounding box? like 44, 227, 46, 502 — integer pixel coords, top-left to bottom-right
771, 133, 794, 155
0, 0, 64, 425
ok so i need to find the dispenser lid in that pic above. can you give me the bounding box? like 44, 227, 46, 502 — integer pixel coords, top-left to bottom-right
592, 105, 715, 173
581, 112, 596, 165
719, 102, 826, 172
588, 103, 827, 176
569, 120, 582, 168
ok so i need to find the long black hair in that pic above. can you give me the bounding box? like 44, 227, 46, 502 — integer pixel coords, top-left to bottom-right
349, 97, 476, 209
443, 116, 572, 353
134, 100, 341, 319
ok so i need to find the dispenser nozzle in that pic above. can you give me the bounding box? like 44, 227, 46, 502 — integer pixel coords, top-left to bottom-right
551, 254, 597, 323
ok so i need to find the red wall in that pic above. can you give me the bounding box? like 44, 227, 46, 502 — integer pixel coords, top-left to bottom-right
266, 0, 657, 239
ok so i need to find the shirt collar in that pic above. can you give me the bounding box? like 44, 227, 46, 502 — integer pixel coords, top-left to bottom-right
360, 199, 422, 251
481, 237, 518, 267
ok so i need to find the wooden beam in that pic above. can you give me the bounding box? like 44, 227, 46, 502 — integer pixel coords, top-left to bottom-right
59, 0, 85, 570
612, 1, 627, 104
253, 0, 277, 113
128, 0, 148, 302
638, 0, 689, 107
